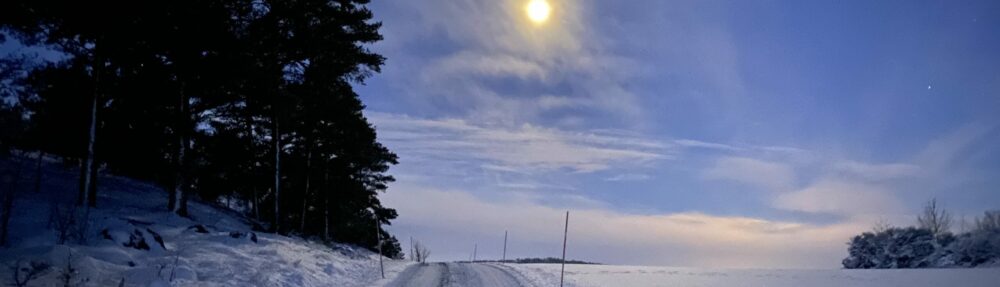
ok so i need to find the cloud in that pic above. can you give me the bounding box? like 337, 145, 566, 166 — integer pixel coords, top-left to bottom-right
703, 157, 795, 191
914, 123, 996, 170
696, 154, 915, 221
604, 173, 651, 182
369, 0, 646, 126
384, 184, 863, 268
672, 139, 742, 151
831, 160, 920, 181
424, 52, 549, 81
699, 156, 912, 219
496, 182, 570, 190
773, 179, 904, 218
756, 145, 809, 154
370, 112, 666, 173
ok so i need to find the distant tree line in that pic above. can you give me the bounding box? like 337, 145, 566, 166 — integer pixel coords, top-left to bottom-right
467, 257, 600, 265
0, 0, 401, 257
843, 199, 1000, 269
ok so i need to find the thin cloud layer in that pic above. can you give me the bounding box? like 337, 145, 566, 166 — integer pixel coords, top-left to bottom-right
371, 112, 999, 267
369, 0, 645, 126
703, 157, 796, 191
605, 173, 651, 182
370, 112, 665, 173
774, 179, 904, 217
384, 184, 862, 268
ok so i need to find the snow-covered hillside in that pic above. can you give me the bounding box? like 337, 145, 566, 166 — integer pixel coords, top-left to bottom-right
506, 263, 1000, 287
0, 156, 410, 286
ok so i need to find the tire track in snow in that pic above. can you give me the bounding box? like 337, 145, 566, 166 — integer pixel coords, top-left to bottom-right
384, 262, 527, 287
384, 263, 447, 287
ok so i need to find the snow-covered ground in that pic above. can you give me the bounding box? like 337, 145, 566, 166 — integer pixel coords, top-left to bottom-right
0, 156, 411, 286
506, 263, 1000, 287
385, 262, 535, 287
6, 156, 1000, 287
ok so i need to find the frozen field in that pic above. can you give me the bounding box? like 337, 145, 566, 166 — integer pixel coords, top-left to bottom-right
505, 263, 1000, 287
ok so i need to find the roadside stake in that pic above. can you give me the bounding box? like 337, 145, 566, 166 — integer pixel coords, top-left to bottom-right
502, 230, 508, 264
560, 211, 569, 287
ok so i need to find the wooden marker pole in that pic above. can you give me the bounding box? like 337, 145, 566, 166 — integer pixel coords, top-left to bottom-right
502, 230, 508, 264
560, 211, 569, 287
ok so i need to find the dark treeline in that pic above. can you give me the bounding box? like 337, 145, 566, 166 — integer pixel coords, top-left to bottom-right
0, 0, 401, 257
470, 258, 600, 265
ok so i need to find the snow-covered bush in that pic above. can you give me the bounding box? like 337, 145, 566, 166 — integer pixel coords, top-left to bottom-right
843, 227, 939, 269
844, 212, 1000, 269
936, 229, 1000, 267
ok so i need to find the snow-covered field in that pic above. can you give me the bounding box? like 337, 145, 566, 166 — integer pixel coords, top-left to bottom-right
0, 156, 411, 286
506, 263, 1000, 287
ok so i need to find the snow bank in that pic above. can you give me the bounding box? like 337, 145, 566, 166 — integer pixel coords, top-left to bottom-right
506, 263, 1000, 287
0, 157, 410, 286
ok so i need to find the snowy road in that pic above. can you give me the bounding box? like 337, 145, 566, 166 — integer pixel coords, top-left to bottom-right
385, 263, 528, 287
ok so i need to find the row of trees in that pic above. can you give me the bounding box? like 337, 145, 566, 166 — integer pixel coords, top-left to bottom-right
843, 199, 1000, 268
0, 0, 401, 257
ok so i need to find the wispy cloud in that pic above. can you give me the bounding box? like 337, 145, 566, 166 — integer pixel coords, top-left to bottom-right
604, 173, 651, 182
773, 179, 904, 218
701, 124, 999, 222
370, 112, 666, 173
369, 0, 646, 127
496, 182, 571, 190
913, 123, 997, 171
672, 139, 742, 151
703, 157, 796, 191
830, 160, 920, 181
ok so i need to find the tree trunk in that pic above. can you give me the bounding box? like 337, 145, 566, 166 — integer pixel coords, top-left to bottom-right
245, 106, 259, 221
272, 116, 281, 233
0, 161, 23, 246
299, 146, 312, 232
87, 161, 97, 207
33, 151, 43, 193
252, 186, 260, 221
167, 148, 177, 211
323, 167, 330, 241
176, 84, 190, 217
167, 151, 177, 211
176, 133, 189, 217
168, 84, 189, 216
79, 53, 100, 207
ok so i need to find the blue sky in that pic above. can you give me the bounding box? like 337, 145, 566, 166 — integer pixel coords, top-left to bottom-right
358, 0, 1000, 268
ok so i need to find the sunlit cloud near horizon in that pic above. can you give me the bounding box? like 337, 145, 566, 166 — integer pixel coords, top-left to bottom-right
357, 0, 1000, 268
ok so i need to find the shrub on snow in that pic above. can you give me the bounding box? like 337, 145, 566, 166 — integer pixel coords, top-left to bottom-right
842, 227, 939, 269
844, 222, 1000, 269
936, 229, 1000, 267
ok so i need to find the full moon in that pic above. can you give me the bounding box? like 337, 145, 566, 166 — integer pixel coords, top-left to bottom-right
526, 0, 551, 24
